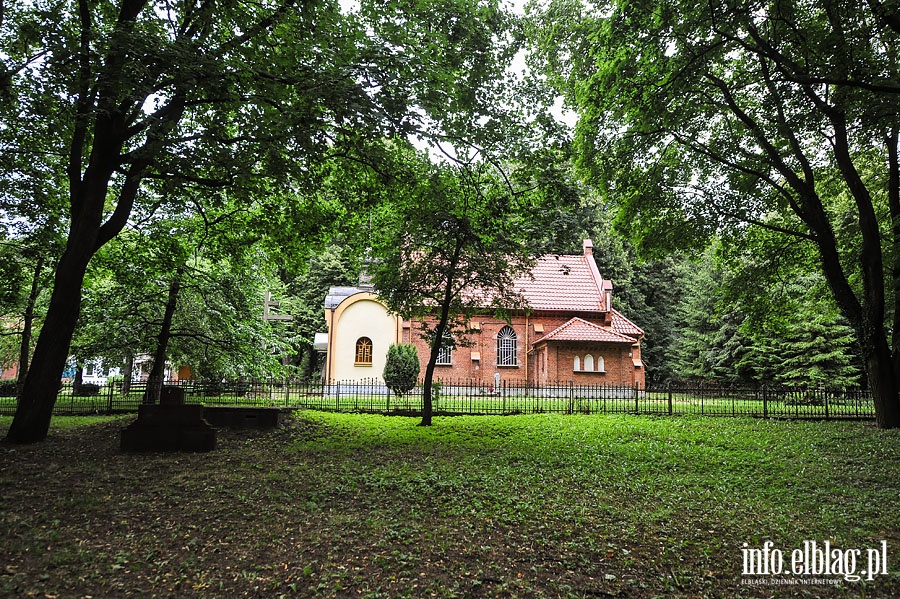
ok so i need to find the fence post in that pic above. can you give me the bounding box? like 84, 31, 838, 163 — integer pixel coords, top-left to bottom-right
667, 383, 673, 416
502, 380, 507, 414
106, 382, 114, 415
762, 385, 768, 419
284, 377, 290, 407
824, 389, 830, 420
700, 382, 705, 415
568, 381, 574, 414
634, 383, 639, 413
335, 381, 340, 411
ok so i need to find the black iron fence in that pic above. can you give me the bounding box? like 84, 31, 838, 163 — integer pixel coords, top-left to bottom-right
0, 378, 877, 420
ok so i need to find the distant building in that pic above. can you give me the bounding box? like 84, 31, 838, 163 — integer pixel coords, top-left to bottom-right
320, 240, 645, 387
0, 364, 18, 381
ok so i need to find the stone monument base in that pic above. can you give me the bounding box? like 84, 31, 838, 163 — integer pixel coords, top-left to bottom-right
120, 404, 217, 452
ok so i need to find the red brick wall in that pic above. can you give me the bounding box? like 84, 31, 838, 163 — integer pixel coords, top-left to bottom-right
405, 316, 531, 382
540, 342, 641, 387
401, 311, 643, 387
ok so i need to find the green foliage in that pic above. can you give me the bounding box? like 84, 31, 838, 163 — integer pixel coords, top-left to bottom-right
666, 249, 723, 381
76, 219, 290, 380
0, 246, 26, 311
665, 242, 862, 388
2, 0, 532, 441
283, 245, 357, 379
367, 144, 581, 424
382, 344, 420, 398
529, 0, 900, 424
105, 375, 124, 388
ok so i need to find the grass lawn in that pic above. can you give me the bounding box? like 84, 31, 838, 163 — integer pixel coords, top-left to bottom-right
0, 412, 898, 598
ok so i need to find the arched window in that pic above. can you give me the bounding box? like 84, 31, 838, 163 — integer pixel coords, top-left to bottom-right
497, 326, 517, 366
355, 337, 373, 365
573, 355, 581, 371
597, 356, 605, 372
584, 354, 594, 372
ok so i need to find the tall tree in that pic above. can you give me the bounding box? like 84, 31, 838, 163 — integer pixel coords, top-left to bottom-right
369, 150, 575, 426
530, 0, 900, 427
2, 0, 519, 442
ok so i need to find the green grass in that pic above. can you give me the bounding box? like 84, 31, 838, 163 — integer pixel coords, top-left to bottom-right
0, 414, 130, 430
0, 411, 897, 597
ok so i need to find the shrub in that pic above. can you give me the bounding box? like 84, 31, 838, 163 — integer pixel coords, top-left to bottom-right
383, 344, 420, 398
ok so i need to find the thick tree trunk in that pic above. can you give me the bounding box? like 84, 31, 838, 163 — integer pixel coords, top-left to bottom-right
15, 255, 44, 390
144, 267, 184, 404
862, 330, 900, 428
5, 232, 97, 443
3, 0, 180, 444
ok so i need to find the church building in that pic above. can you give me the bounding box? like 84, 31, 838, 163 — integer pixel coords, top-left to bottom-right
319, 240, 645, 388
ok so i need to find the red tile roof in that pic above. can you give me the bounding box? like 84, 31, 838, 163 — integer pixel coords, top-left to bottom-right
515, 253, 606, 312
610, 309, 644, 339
536, 317, 637, 345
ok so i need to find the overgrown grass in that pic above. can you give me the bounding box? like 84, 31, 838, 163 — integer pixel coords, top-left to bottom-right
0, 412, 897, 598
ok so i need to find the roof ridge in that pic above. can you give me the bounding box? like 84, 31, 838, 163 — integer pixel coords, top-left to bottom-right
583, 253, 606, 310
536, 316, 636, 345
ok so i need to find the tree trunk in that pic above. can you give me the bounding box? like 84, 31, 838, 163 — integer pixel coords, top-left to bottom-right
72, 365, 84, 395
886, 127, 900, 394
5, 232, 98, 443
3, 0, 175, 443
422, 316, 451, 426
862, 329, 900, 428
15, 255, 44, 391
420, 368, 434, 425
122, 353, 134, 394
420, 244, 462, 426
143, 268, 184, 404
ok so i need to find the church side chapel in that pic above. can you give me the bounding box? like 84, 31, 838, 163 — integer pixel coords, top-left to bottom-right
320, 240, 645, 388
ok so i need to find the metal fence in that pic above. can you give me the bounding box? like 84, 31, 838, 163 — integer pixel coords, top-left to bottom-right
0, 378, 877, 421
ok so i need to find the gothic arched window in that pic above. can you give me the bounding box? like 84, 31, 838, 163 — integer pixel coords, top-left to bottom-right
497, 326, 518, 366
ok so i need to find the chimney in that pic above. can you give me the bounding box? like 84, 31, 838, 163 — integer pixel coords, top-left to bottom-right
583, 239, 593, 256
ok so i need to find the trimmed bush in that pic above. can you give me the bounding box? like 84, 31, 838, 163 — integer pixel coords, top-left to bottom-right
383, 344, 420, 398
